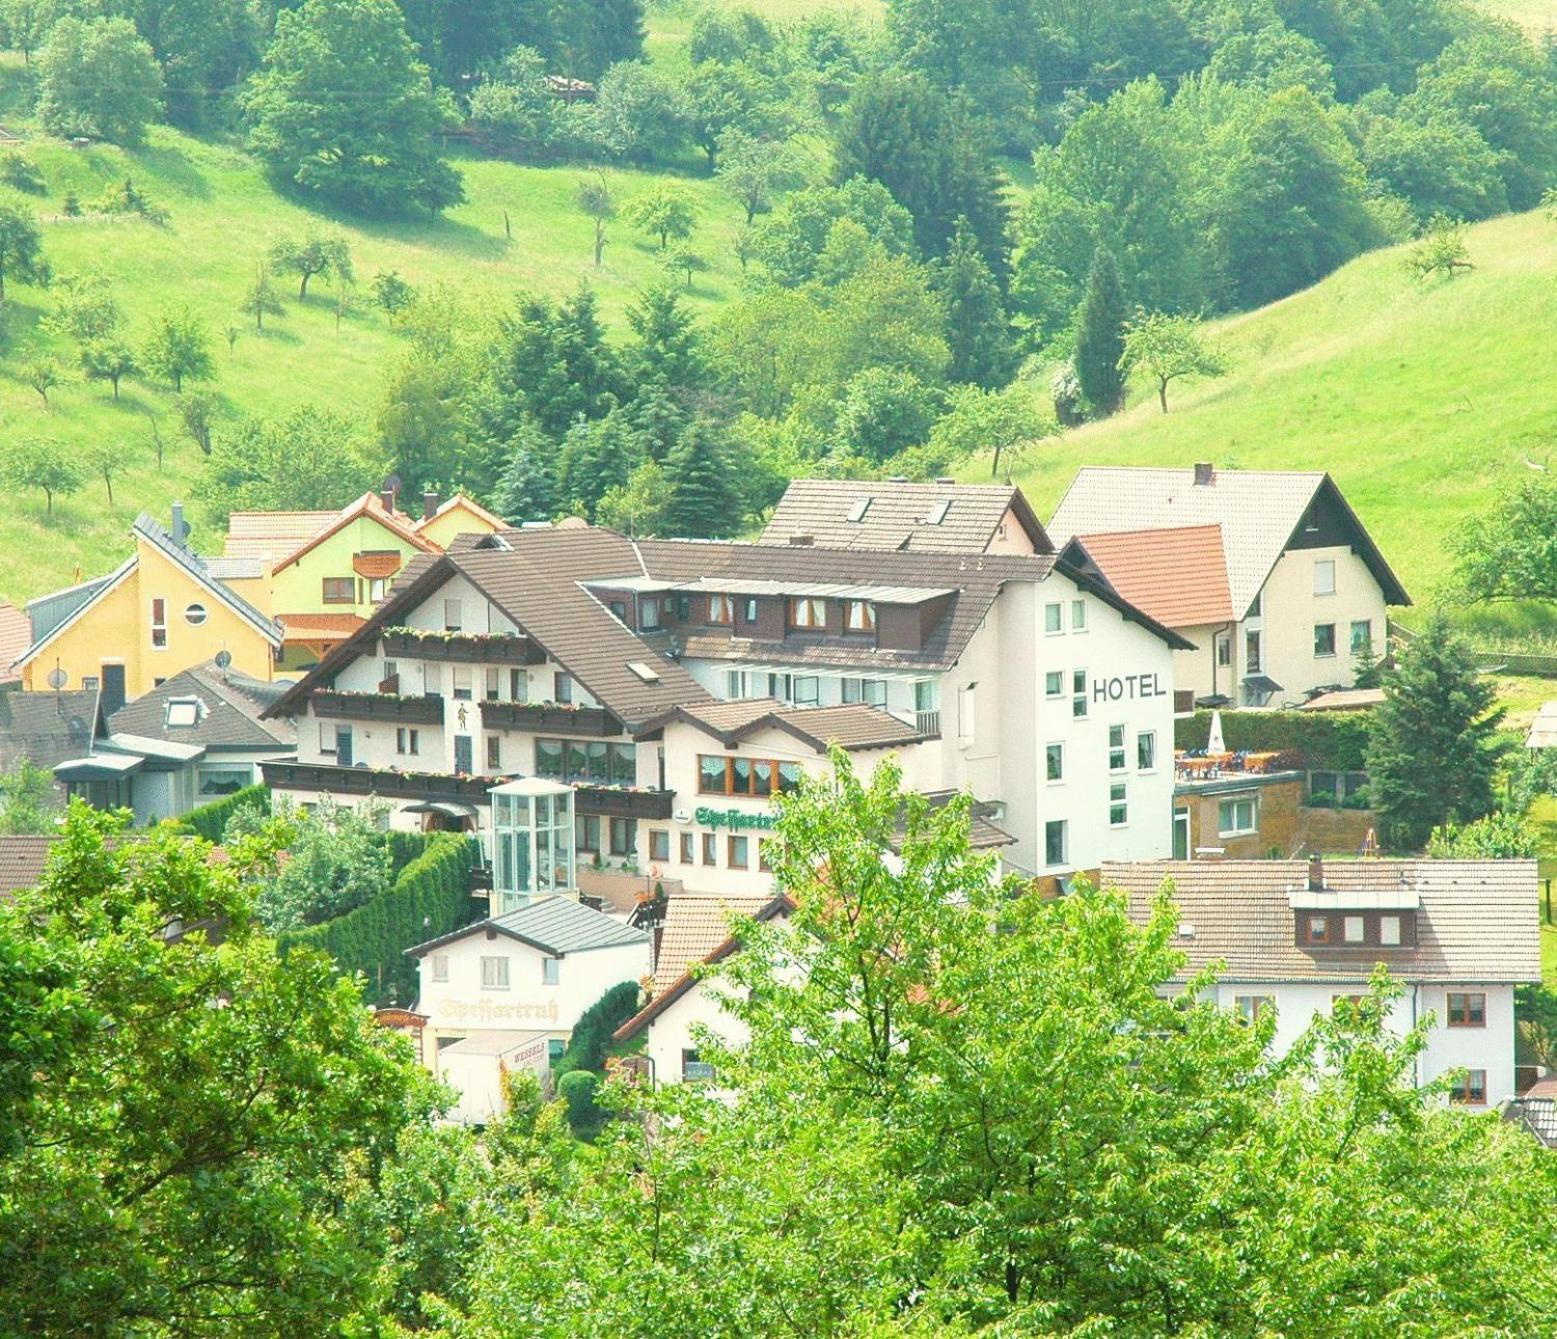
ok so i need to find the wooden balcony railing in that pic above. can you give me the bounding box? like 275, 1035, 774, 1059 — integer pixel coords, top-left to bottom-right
312, 690, 445, 725
381, 629, 545, 665
481, 701, 622, 736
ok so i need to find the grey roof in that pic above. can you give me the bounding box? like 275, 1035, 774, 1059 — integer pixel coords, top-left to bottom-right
16, 562, 135, 668
664, 576, 956, 605
761, 479, 1051, 554
1047, 467, 1407, 617
0, 689, 104, 772
640, 698, 926, 750
1103, 859, 1540, 984
109, 664, 295, 750
406, 894, 650, 958
131, 515, 283, 645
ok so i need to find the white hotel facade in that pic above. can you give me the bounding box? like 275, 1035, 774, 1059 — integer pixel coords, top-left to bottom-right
260, 495, 1191, 902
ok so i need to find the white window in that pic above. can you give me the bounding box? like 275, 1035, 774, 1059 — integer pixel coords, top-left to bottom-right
845, 600, 876, 632
1109, 782, 1127, 827
1314, 560, 1336, 596
151, 597, 167, 649
1046, 742, 1064, 782
369, 577, 388, 601
1343, 915, 1365, 944
1045, 819, 1067, 867
510, 669, 528, 702
452, 667, 473, 700
640, 598, 661, 630
1071, 599, 1086, 631
842, 677, 887, 707
1072, 669, 1088, 719
1215, 632, 1232, 668
1351, 620, 1372, 656
1218, 796, 1258, 836
1108, 725, 1126, 772
1235, 995, 1273, 1023
793, 675, 820, 706
444, 598, 462, 630
1245, 629, 1262, 672
319, 721, 336, 753
1380, 915, 1401, 946
485, 667, 501, 701
542, 957, 560, 985
165, 698, 200, 727
396, 727, 420, 756
431, 954, 449, 983
788, 597, 826, 629
480, 956, 509, 990
957, 682, 977, 741
1137, 731, 1156, 770
184, 602, 207, 626
1045, 671, 1063, 698
1044, 602, 1063, 634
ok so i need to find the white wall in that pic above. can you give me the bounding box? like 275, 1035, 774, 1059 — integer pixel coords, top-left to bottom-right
1260, 544, 1387, 702
644, 979, 748, 1086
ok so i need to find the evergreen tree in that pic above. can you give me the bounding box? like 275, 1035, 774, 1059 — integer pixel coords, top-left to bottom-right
937, 216, 1009, 387
1366, 613, 1506, 851
626, 283, 704, 393
556, 410, 642, 520
1073, 245, 1127, 415
662, 418, 741, 538
492, 421, 557, 524
625, 383, 687, 463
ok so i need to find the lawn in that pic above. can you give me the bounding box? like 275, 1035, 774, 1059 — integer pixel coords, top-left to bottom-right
1483, 0, 1557, 33
994, 210, 1557, 604
0, 113, 748, 604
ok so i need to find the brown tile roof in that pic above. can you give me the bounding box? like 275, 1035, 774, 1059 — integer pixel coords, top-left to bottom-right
1072, 524, 1234, 628
0, 603, 29, 684
0, 834, 57, 900
1103, 859, 1540, 984
278, 612, 367, 640
642, 698, 925, 751
223, 510, 338, 563
649, 892, 777, 995
761, 478, 1051, 554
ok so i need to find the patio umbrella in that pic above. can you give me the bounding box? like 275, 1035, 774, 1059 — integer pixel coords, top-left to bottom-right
1207, 709, 1225, 755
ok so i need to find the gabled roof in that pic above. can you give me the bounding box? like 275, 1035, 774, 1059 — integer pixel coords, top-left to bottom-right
223, 509, 339, 563
14, 559, 136, 670
0, 689, 104, 772
1066, 524, 1234, 629
1047, 467, 1409, 616
415, 492, 506, 534
108, 663, 295, 749
272, 492, 438, 574
404, 894, 650, 959
132, 514, 284, 646
640, 698, 926, 751
761, 479, 1052, 554
614, 893, 796, 1042
1103, 859, 1539, 984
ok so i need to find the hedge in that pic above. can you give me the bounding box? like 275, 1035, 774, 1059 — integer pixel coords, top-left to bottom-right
175, 784, 270, 842
555, 980, 642, 1078
1174, 710, 1373, 771
280, 832, 479, 1007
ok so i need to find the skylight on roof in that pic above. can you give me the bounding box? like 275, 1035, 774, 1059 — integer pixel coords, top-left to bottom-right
846, 497, 871, 523
627, 661, 661, 683
924, 499, 952, 526
165, 698, 201, 728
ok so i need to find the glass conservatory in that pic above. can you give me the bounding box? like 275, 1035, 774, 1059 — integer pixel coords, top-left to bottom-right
489, 777, 576, 914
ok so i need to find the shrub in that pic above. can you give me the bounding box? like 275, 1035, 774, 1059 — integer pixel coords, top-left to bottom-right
1174, 709, 1372, 771
554, 979, 641, 1078
0, 153, 45, 195
174, 783, 268, 842
557, 1069, 607, 1141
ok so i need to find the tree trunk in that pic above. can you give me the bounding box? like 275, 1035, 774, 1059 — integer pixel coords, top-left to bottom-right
594, 225, 605, 267
298, 273, 310, 300
44, 488, 52, 516
990, 443, 1002, 478
1158, 378, 1169, 413
111, 374, 120, 400
105, 476, 114, 506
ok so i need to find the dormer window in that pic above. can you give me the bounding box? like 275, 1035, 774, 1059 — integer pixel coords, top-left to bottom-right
789, 597, 826, 630
708, 594, 733, 626
844, 600, 875, 633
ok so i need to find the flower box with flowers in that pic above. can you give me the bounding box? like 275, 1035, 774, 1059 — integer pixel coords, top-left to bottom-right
313, 689, 445, 724
481, 700, 621, 736
380, 627, 544, 665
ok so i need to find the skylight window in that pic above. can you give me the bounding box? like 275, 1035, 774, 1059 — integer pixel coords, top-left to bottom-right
846, 497, 871, 523
627, 661, 661, 683
924, 499, 952, 526
165, 698, 201, 728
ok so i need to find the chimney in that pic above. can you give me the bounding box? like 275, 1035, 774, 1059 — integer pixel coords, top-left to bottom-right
170, 502, 189, 546
887, 475, 909, 484
935, 476, 956, 486
379, 488, 397, 513
1307, 853, 1324, 891
1193, 462, 1215, 486
788, 532, 814, 547
422, 489, 441, 520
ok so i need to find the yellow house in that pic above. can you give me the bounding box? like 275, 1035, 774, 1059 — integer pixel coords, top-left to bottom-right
414, 492, 506, 550
14, 511, 282, 715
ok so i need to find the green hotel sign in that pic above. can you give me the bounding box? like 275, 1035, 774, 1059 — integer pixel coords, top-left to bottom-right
695, 805, 779, 832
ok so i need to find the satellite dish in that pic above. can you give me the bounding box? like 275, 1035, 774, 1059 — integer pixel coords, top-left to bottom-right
214, 650, 233, 670
46, 668, 67, 690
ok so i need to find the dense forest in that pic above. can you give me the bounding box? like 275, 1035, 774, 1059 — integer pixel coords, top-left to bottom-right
0, 0, 1554, 544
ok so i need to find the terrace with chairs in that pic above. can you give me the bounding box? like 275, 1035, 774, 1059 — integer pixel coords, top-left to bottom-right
1173, 748, 1303, 786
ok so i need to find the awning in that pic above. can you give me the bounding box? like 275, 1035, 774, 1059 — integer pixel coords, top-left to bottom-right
1194, 693, 1232, 708
402, 800, 480, 820
54, 753, 144, 782
104, 733, 206, 765
1241, 674, 1285, 695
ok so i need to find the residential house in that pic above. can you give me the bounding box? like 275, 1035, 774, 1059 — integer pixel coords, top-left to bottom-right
0, 688, 105, 796
259, 515, 1188, 889
413, 491, 507, 550
12, 511, 282, 714
1105, 855, 1539, 1108
761, 477, 1048, 554
1047, 465, 1410, 708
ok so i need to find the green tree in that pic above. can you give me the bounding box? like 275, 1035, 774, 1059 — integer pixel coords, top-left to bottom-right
1367, 612, 1505, 851
1408, 213, 1473, 280
1453, 474, 1557, 602
625, 184, 696, 251
1119, 309, 1225, 412
576, 171, 614, 268
36, 16, 163, 145
243, 0, 465, 215
1073, 244, 1127, 414
0, 803, 443, 1333
592, 60, 690, 164
1426, 811, 1536, 859
177, 390, 218, 456
556, 410, 642, 520
142, 306, 214, 392
924, 380, 1055, 481
2, 435, 81, 514
0, 759, 59, 834
79, 339, 136, 399
43, 271, 120, 343
0, 197, 47, 300
81, 438, 130, 507
0, 0, 55, 65
492, 421, 558, 524
595, 458, 673, 536
937, 215, 1008, 387
24, 357, 59, 407
268, 228, 353, 300
626, 282, 704, 394
662, 417, 741, 538
239, 260, 285, 331
829, 365, 939, 463
199, 404, 383, 520
714, 127, 806, 225
241, 799, 395, 932
751, 176, 916, 288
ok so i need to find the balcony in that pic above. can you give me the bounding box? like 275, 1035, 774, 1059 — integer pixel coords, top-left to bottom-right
381, 628, 545, 665
313, 690, 445, 725
575, 784, 675, 820
482, 701, 622, 736
261, 760, 496, 803
915, 709, 941, 738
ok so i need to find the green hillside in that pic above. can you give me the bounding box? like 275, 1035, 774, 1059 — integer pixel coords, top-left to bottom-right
996, 209, 1557, 605
0, 116, 747, 605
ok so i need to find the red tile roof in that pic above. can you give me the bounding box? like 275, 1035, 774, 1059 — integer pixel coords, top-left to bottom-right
0, 603, 29, 684
1073, 524, 1234, 629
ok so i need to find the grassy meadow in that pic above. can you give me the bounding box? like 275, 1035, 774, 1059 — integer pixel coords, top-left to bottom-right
994, 209, 1557, 608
